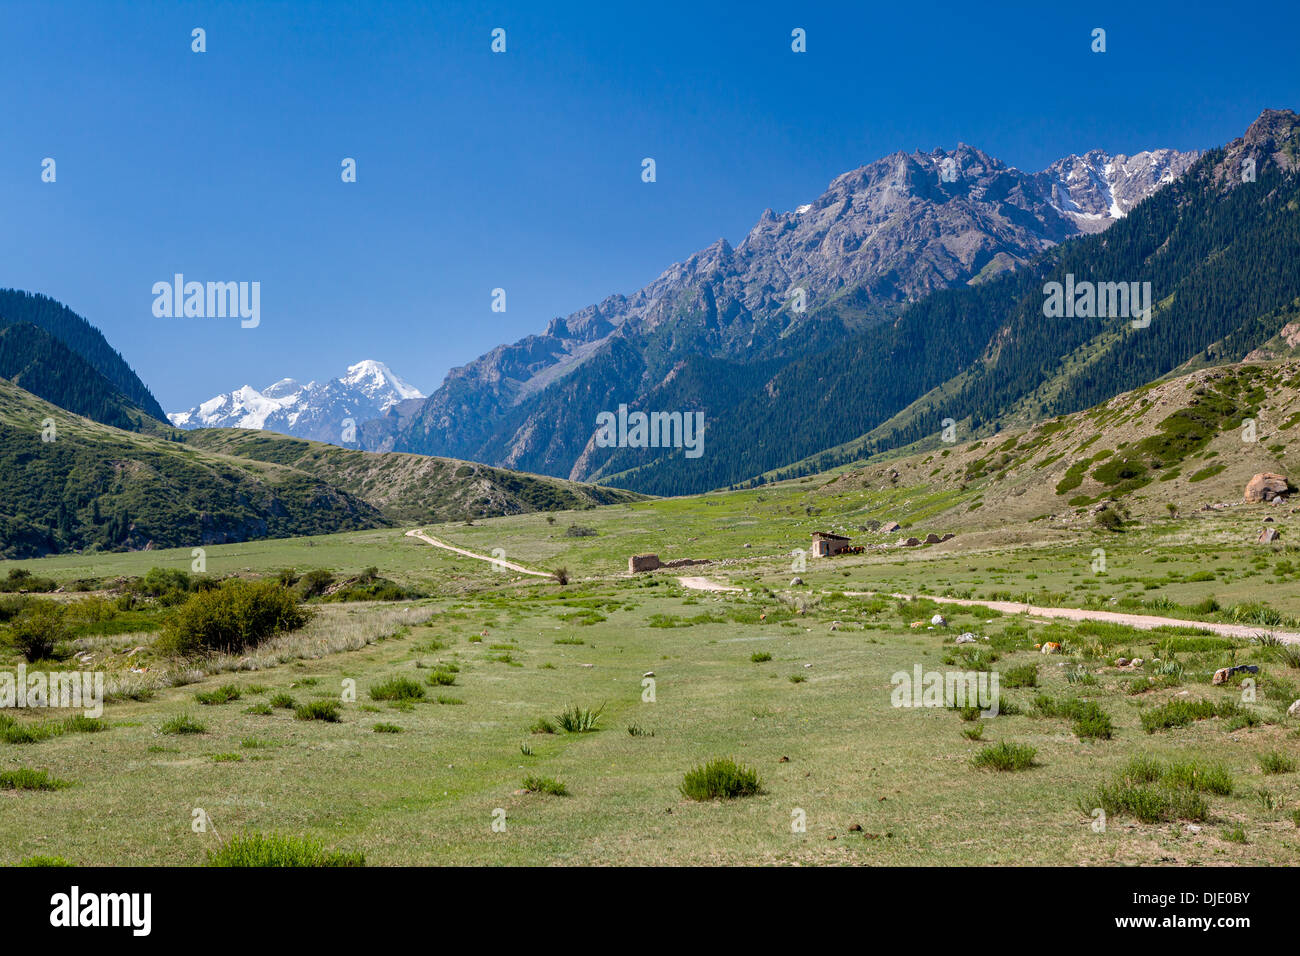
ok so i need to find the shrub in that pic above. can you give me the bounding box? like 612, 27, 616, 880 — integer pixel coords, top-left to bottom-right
1081, 780, 1209, 824
750, 651, 773, 663
521, 775, 569, 796
159, 713, 207, 735
19, 855, 72, 866
1260, 751, 1297, 775
1140, 698, 1242, 733
268, 692, 295, 709
530, 717, 556, 734
972, 741, 1037, 771
1000, 664, 1038, 688
426, 668, 457, 687
680, 758, 763, 800
1034, 695, 1113, 739
552, 567, 570, 586
555, 703, 603, 733
294, 569, 336, 600
131, 567, 195, 605
961, 724, 984, 741
0, 768, 71, 791
372, 723, 402, 733
369, 677, 426, 701
195, 684, 242, 705
1164, 760, 1234, 795
62, 715, 106, 734
627, 724, 655, 737
294, 700, 341, 722
206, 832, 363, 867
6, 600, 70, 661
1095, 508, 1124, 532
0, 568, 57, 593
158, 580, 310, 656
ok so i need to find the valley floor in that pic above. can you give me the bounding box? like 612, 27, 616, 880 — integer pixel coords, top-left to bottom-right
3, 480, 1299, 865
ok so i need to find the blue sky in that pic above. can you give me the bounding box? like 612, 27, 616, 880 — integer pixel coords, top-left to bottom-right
1, 0, 1297, 411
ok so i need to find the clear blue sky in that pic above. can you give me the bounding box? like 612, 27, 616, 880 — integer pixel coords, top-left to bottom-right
1, 0, 1296, 411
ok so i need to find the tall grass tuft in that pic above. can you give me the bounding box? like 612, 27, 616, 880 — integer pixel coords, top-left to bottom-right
205, 832, 364, 867
555, 702, 604, 733
971, 741, 1037, 771
680, 758, 763, 800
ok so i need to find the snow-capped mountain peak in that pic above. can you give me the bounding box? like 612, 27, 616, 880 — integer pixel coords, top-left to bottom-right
168, 361, 426, 445
341, 359, 423, 406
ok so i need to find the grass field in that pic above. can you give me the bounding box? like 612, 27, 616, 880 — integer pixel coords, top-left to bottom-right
3, 474, 1300, 865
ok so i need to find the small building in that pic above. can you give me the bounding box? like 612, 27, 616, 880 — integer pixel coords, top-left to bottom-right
810, 532, 852, 557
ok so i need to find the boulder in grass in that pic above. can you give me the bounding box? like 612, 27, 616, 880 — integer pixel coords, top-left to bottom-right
930, 614, 947, 627
1244, 472, 1289, 503
955, 633, 977, 645
1288, 699, 1300, 717
1213, 663, 1260, 685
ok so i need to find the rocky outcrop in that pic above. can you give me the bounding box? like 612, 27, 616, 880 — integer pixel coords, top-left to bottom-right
1245, 472, 1290, 503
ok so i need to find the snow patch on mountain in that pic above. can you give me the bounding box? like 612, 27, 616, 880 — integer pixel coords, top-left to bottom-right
168, 360, 424, 445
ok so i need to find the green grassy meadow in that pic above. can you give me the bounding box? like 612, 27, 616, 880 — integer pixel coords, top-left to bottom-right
3, 476, 1299, 865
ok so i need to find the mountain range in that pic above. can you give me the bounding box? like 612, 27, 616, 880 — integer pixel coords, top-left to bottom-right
4, 108, 1298, 556
354, 142, 1202, 485
168, 360, 424, 445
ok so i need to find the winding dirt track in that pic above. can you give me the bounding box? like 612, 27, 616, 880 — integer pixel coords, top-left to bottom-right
405, 529, 552, 578
406, 529, 1300, 646
675, 576, 1300, 645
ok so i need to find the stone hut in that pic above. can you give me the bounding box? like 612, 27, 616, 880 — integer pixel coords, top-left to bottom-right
810, 532, 852, 557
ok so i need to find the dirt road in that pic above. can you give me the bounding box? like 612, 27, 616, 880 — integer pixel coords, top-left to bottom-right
673, 575, 1300, 645
675, 576, 743, 593
405, 529, 553, 578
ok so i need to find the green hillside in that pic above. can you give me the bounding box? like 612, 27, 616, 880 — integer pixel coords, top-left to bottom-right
181, 428, 645, 522
0, 288, 166, 420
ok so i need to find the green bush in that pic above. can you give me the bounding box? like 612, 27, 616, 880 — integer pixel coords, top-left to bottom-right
206, 832, 363, 867
369, 677, 426, 701
1000, 664, 1038, 688
6, 600, 70, 661
294, 569, 335, 600
521, 775, 569, 796
195, 684, 242, 705
159, 713, 207, 735
0, 568, 57, 593
294, 700, 341, 722
972, 741, 1037, 771
0, 768, 71, 791
680, 758, 763, 800
157, 579, 310, 656
1260, 751, 1297, 775
130, 567, 195, 605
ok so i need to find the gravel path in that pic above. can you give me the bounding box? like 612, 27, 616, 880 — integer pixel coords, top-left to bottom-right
672, 575, 1300, 645
405, 528, 553, 578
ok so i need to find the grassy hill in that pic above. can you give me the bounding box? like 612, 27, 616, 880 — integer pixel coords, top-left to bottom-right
818, 360, 1300, 528
0, 381, 646, 558
182, 428, 644, 522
